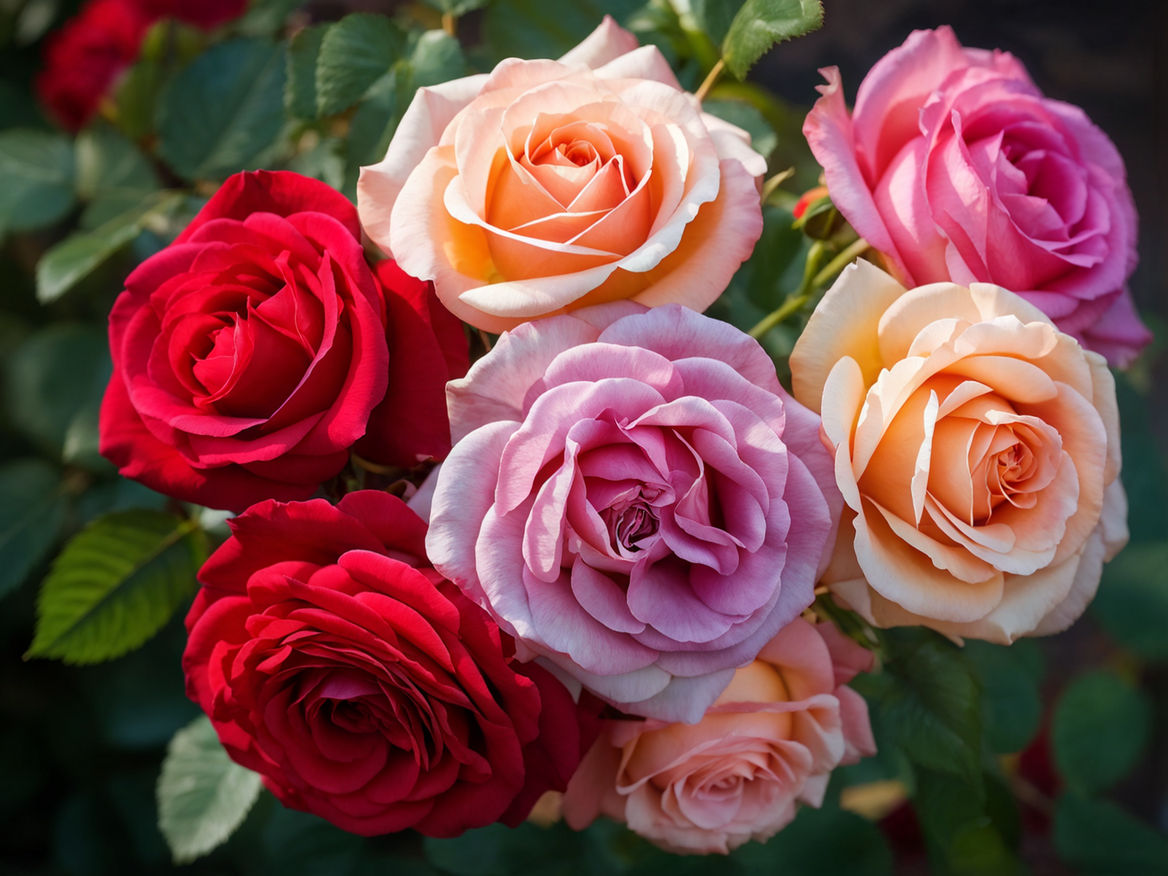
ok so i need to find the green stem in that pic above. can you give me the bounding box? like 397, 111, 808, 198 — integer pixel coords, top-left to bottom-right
809, 236, 870, 289
747, 238, 869, 339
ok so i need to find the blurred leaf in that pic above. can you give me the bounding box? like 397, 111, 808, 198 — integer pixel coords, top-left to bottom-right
3, 324, 111, 460
690, 0, 741, 46
422, 0, 490, 14
0, 128, 76, 235
962, 639, 1043, 754
27, 510, 207, 664
315, 14, 407, 117
732, 805, 893, 874
722, 0, 823, 80
288, 136, 347, 190
157, 715, 263, 864
1052, 670, 1150, 794
426, 821, 617, 876
913, 768, 1024, 876
74, 127, 159, 202
852, 629, 982, 785
702, 97, 777, 161
259, 806, 364, 876
235, 0, 305, 35
37, 191, 183, 305
285, 23, 328, 120
0, 459, 67, 600
1054, 794, 1168, 875
1092, 542, 1168, 661
157, 38, 287, 181
482, 0, 645, 62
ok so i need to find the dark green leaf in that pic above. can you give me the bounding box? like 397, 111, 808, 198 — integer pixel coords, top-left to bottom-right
913, 768, 1024, 876
285, 23, 329, 120
410, 28, 468, 87
157, 38, 287, 181
963, 639, 1044, 754
1092, 542, 1168, 661
37, 191, 184, 304
422, 0, 491, 15
691, 0, 741, 46
1052, 670, 1150, 794
482, 0, 645, 62
0, 459, 67, 600
4, 324, 111, 460
722, 0, 824, 80
0, 129, 76, 235
27, 510, 207, 664
1054, 794, 1168, 876
157, 715, 263, 864
732, 805, 894, 875
315, 14, 407, 117
74, 127, 159, 202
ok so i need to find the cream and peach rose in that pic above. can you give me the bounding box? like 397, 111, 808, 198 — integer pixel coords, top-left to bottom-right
561, 618, 874, 854
790, 260, 1128, 642
357, 17, 766, 333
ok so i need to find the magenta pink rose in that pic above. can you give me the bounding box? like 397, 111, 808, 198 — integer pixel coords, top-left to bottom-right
425, 303, 841, 723
562, 617, 875, 854
804, 26, 1149, 366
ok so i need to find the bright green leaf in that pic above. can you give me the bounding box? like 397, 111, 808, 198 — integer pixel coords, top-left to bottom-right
1052, 670, 1151, 794
27, 510, 207, 664
315, 14, 406, 117
0, 459, 68, 600
285, 23, 328, 120
722, 0, 824, 79
1092, 542, 1168, 661
0, 129, 76, 235
1055, 794, 1168, 876
157, 38, 287, 181
157, 715, 263, 864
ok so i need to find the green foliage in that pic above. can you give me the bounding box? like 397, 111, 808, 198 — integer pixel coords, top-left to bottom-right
722, 0, 824, 79
1052, 669, 1151, 795
315, 14, 408, 118
0, 459, 68, 599
1054, 794, 1168, 875
962, 639, 1044, 753
157, 38, 288, 181
27, 510, 208, 664
732, 806, 894, 875
482, 0, 646, 62
913, 768, 1024, 876
422, 0, 492, 16
0, 129, 76, 236
285, 23, 329, 120
701, 97, 778, 161
157, 715, 264, 864
1092, 542, 1168, 661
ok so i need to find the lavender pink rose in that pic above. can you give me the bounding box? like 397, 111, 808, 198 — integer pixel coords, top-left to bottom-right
425, 302, 841, 723
804, 26, 1149, 366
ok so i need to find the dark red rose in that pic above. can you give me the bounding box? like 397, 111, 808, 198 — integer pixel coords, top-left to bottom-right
133, 0, 248, 29
36, 0, 152, 131
183, 491, 596, 837
100, 171, 381, 511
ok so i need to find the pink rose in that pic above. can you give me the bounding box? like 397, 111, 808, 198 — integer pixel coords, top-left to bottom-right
357, 17, 765, 333
804, 26, 1149, 366
425, 302, 840, 722
789, 260, 1128, 642
562, 618, 875, 854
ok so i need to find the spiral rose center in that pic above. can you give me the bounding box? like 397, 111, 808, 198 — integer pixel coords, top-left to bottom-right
603, 496, 661, 554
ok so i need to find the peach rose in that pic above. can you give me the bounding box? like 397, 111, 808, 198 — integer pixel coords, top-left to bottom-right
357, 17, 766, 333
790, 260, 1128, 642
561, 618, 875, 855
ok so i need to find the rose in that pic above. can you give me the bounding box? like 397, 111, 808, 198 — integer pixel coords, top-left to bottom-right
36, 0, 152, 131
789, 259, 1128, 641
561, 617, 875, 855
100, 169, 467, 512
804, 26, 1150, 366
357, 16, 766, 333
183, 490, 596, 837
426, 302, 841, 723
134, 0, 247, 29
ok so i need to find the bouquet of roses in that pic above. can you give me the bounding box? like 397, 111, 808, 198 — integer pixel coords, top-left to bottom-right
6, 0, 1165, 872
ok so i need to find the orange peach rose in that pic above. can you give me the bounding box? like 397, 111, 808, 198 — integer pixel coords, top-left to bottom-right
561, 618, 874, 855
790, 260, 1128, 642
357, 17, 766, 333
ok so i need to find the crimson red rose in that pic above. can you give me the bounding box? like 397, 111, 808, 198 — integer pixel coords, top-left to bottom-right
100, 169, 466, 512
133, 0, 247, 29
36, 0, 152, 131
183, 491, 596, 837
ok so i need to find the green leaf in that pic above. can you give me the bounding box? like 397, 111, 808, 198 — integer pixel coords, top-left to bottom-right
315, 14, 407, 118
1052, 670, 1151, 794
285, 23, 329, 120
3, 324, 111, 460
1055, 794, 1168, 876
37, 191, 184, 304
410, 28, 468, 87
732, 805, 894, 875
702, 97, 778, 161
74, 127, 159, 202
27, 510, 207, 664
1091, 541, 1168, 661
157, 38, 288, 181
482, 0, 645, 62
0, 129, 76, 235
722, 0, 824, 80
962, 639, 1044, 754
157, 715, 263, 864
0, 459, 68, 600
422, 0, 491, 15
691, 0, 741, 47
913, 768, 1024, 876
852, 629, 982, 784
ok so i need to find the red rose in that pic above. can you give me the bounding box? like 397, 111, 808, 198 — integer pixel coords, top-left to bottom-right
100, 170, 466, 512
36, 0, 152, 131
183, 491, 595, 837
133, 0, 248, 29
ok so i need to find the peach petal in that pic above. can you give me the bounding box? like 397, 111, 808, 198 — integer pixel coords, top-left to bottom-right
559, 16, 642, 71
